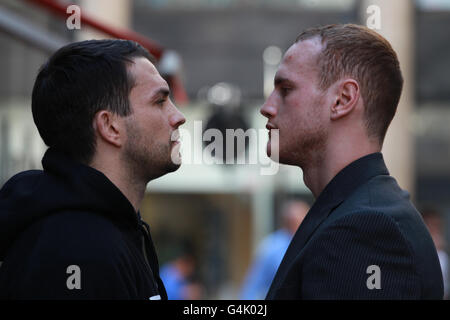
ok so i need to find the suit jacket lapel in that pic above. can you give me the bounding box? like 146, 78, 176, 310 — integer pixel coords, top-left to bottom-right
266, 195, 343, 299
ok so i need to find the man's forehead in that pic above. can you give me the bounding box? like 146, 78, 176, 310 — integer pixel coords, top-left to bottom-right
130, 57, 168, 88
283, 38, 323, 66
277, 38, 323, 79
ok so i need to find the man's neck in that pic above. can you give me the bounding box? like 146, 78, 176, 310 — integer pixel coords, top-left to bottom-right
90, 156, 145, 213
302, 142, 381, 199
118, 174, 146, 214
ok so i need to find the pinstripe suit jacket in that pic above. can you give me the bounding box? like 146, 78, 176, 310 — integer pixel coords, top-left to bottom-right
266, 153, 444, 300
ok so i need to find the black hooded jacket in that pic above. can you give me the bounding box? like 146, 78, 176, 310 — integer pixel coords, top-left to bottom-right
0, 148, 167, 300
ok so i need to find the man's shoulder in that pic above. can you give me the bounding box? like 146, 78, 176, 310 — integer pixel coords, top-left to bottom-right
317, 174, 440, 273
323, 174, 427, 246
311, 174, 425, 255
37, 209, 122, 233
0, 170, 43, 197
0, 209, 145, 299
333, 174, 417, 223
15, 210, 129, 262
301, 176, 443, 299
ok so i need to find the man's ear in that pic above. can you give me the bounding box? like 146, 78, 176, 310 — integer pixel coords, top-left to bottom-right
93, 110, 123, 148
330, 79, 360, 121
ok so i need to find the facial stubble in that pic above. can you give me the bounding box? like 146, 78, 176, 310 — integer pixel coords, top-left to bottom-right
123, 119, 180, 183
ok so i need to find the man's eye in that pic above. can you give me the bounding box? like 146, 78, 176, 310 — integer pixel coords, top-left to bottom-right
280, 87, 291, 96
156, 99, 166, 106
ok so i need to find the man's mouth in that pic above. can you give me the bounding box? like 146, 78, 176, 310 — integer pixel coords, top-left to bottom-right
170, 131, 181, 147
266, 123, 278, 138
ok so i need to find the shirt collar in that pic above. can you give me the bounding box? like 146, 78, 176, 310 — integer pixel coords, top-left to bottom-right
313, 152, 389, 211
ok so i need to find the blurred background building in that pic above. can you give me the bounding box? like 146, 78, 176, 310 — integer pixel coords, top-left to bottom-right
0, 0, 449, 299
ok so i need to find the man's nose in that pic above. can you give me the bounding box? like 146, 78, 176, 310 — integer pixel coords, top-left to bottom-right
169, 102, 186, 128
260, 95, 277, 119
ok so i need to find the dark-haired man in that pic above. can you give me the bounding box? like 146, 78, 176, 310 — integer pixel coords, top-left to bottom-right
261, 24, 443, 299
0, 39, 185, 299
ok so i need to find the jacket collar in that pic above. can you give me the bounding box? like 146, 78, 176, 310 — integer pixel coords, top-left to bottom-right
267, 152, 389, 297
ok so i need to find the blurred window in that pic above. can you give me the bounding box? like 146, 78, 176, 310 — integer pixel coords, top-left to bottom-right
416, 0, 450, 11
135, 0, 356, 10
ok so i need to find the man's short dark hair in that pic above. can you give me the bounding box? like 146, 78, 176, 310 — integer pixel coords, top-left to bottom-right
32, 39, 155, 164
295, 24, 403, 145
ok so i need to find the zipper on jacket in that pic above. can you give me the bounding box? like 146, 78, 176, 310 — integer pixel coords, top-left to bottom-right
140, 224, 159, 292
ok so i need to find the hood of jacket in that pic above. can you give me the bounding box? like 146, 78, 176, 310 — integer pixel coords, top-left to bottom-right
0, 148, 140, 259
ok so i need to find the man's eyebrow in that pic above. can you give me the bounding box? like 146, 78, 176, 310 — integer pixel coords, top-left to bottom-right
274, 76, 294, 86
150, 87, 170, 100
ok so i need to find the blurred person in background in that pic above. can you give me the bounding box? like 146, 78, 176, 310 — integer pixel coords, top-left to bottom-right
240, 200, 309, 299
422, 208, 449, 299
0, 39, 185, 299
261, 24, 443, 299
160, 240, 204, 300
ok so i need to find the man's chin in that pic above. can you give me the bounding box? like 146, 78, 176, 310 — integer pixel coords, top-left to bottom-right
147, 161, 181, 182
268, 142, 298, 166
168, 147, 183, 171
267, 141, 282, 163
166, 161, 181, 173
